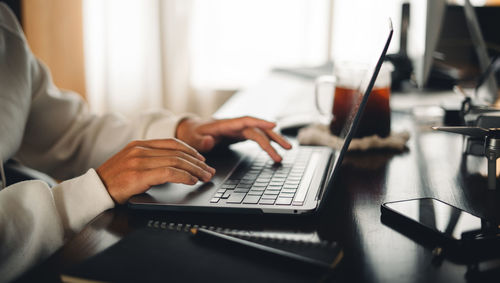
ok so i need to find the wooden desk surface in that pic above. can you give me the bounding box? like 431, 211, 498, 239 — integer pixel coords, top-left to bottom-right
18, 74, 500, 282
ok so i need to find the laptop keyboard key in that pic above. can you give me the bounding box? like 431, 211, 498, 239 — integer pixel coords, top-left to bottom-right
236, 183, 252, 189
243, 195, 261, 204
266, 185, 281, 191
276, 198, 293, 205
272, 175, 287, 180
222, 192, 231, 199
285, 181, 300, 187
259, 199, 275, 205
261, 194, 278, 200
249, 188, 265, 192
226, 193, 246, 204
279, 192, 295, 198
210, 198, 220, 203
224, 180, 240, 185
242, 174, 258, 181
250, 185, 265, 190
221, 184, 237, 189
263, 191, 279, 196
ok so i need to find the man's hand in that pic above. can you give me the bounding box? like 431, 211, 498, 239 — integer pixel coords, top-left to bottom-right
97, 139, 215, 204
176, 116, 292, 162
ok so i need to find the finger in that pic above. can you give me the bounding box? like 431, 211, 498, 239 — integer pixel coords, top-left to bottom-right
242, 128, 282, 162
174, 151, 216, 175
264, 129, 292, 150
234, 116, 277, 129
191, 134, 216, 152
134, 155, 215, 182
127, 139, 205, 161
164, 157, 214, 183
129, 148, 215, 174
198, 117, 276, 136
144, 167, 200, 186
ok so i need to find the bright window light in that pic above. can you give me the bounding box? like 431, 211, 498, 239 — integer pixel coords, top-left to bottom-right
190, 0, 330, 90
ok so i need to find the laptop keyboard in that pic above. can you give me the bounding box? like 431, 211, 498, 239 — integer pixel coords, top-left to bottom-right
210, 147, 321, 206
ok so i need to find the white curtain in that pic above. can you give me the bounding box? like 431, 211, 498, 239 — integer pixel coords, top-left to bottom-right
82, 0, 407, 118
83, 0, 194, 117
189, 0, 330, 90
82, 0, 338, 118
331, 0, 402, 62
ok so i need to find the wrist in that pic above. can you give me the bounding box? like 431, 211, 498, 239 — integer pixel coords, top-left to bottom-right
96, 167, 120, 204
175, 117, 194, 141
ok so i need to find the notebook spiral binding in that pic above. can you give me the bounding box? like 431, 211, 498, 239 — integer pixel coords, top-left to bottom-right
146, 219, 336, 248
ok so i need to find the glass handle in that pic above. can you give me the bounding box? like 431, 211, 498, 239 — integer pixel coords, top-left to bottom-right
314, 75, 336, 117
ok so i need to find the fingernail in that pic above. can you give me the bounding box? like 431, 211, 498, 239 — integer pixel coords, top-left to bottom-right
208, 166, 216, 174
197, 153, 206, 161
204, 171, 213, 182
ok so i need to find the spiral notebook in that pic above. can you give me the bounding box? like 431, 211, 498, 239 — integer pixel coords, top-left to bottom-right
61, 220, 342, 283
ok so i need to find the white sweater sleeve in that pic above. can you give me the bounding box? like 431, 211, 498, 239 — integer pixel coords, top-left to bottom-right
0, 169, 114, 282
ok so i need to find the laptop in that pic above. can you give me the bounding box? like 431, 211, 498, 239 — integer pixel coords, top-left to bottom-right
128, 20, 393, 214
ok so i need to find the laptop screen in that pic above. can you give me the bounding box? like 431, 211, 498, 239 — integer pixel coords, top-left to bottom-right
322, 19, 394, 188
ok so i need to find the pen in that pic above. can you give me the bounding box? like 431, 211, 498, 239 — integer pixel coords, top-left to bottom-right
190, 227, 343, 270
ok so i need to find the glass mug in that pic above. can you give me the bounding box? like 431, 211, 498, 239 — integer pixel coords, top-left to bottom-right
314, 62, 393, 138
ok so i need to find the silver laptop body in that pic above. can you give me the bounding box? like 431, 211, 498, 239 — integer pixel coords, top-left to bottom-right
128, 20, 393, 215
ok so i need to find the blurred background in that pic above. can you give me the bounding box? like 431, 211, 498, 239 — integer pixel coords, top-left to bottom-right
2, 0, 500, 118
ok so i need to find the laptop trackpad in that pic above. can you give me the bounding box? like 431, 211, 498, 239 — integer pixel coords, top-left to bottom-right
129, 146, 248, 206
140, 182, 216, 204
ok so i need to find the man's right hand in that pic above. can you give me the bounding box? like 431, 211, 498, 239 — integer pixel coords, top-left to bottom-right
96, 139, 215, 204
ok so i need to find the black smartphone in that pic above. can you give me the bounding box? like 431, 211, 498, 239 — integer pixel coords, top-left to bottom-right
381, 198, 499, 251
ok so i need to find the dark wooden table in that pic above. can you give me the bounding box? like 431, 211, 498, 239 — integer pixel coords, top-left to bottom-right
17, 74, 500, 282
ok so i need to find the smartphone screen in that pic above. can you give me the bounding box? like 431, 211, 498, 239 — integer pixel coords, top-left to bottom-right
383, 198, 482, 241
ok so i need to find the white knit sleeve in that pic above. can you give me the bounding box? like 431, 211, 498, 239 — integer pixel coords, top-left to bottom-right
0, 169, 114, 282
